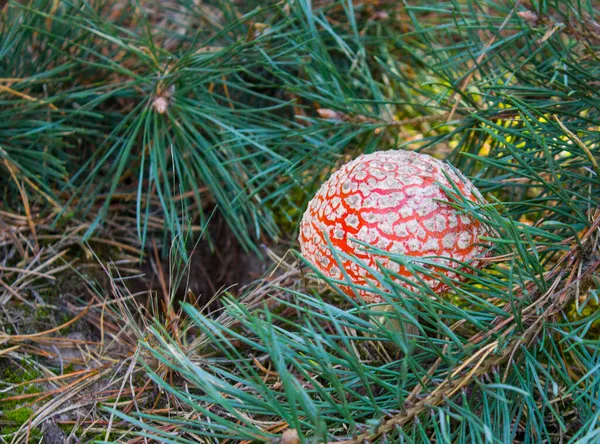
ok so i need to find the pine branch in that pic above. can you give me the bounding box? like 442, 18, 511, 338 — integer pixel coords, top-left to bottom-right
336, 210, 600, 443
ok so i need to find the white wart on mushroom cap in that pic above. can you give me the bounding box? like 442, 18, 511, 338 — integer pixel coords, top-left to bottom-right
299, 150, 489, 303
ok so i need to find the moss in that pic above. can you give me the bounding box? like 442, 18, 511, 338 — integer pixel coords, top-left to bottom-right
0, 407, 43, 440
89, 433, 112, 442
0, 361, 42, 409
566, 298, 600, 339
0, 388, 40, 410
34, 305, 52, 320
3, 406, 33, 424
53, 211, 76, 230
1, 360, 39, 383
60, 312, 71, 325
59, 422, 73, 433
1, 425, 42, 440
0, 371, 42, 438
0, 398, 21, 410
271, 185, 311, 237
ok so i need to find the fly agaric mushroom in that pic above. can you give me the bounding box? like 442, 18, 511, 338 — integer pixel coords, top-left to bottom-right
299, 150, 488, 303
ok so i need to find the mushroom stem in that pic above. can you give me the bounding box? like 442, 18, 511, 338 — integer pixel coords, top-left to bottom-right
370, 304, 420, 338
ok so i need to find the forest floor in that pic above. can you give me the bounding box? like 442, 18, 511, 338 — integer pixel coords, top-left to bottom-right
0, 209, 288, 442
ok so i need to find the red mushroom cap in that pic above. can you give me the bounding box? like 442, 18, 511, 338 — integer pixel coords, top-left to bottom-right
299, 150, 489, 303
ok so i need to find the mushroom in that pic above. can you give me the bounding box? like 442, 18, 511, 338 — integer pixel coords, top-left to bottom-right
299, 150, 489, 302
